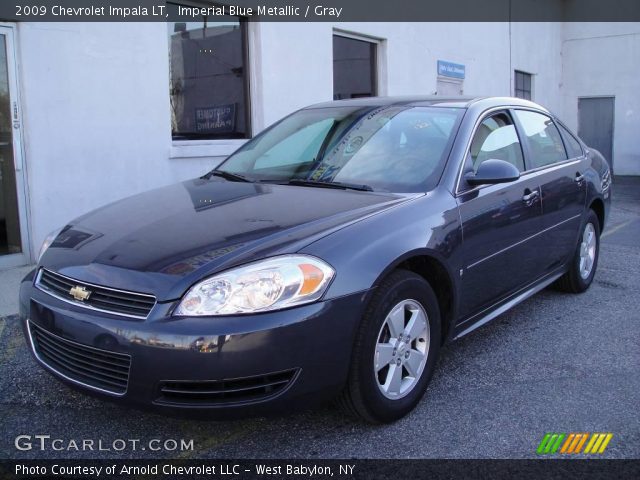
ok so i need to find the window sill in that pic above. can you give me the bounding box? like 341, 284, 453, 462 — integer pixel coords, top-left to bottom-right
170, 140, 247, 159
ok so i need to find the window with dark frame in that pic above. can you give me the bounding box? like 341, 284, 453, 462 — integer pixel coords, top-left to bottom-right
513, 110, 568, 168
557, 123, 584, 158
469, 112, 525, 173
168, 2, 250, 140
514, 70, 533, 100
333, 35, 377, 100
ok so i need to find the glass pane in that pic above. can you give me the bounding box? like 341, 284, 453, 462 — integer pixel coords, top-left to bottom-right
168, 3, 249, 140
253, 119, 334, 170
221, 106, 463, 193
515, 71, 532, 100
558, 123, 583, 158
333, 35, 376, 100
515, 72, 523, 90
470, 113, 524, 172
0, 34, 22, 256
514, 110, 568, 168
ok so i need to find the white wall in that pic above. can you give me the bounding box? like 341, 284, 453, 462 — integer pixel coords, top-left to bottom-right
341, 22, 515, 97
16, 22, 229, 254
18, 22, 171, 253
13, 21, 636, 261
257, 22, 564, 121
511, 22, 564, 112
258, 22, 333, 126
561, 22, 640, 176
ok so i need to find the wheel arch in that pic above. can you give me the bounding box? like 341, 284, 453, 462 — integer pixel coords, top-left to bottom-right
370, 250, 458, 345
589, 197, 605, 232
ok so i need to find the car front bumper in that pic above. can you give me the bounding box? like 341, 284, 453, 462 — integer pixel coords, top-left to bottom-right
19, 269, 368, 417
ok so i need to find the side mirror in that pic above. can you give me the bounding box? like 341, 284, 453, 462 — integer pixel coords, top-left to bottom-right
465, 159, 520, 186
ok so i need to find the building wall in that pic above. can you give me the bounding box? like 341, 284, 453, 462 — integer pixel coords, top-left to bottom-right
17, 22, 174, 258
511, 22, 564, 112
12, 21, 638, 260
257, 22, 565, 125
561, 22, 640, 176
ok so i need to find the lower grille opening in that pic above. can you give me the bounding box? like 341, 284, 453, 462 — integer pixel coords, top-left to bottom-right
156, 369, 298, 406
29, 322, 131, 395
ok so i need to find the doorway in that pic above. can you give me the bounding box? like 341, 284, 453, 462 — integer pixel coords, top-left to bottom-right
578, 96, 615, 173
0, 25, 29, 269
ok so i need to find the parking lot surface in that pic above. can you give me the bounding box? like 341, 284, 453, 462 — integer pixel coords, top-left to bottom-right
1, 179, 638, 460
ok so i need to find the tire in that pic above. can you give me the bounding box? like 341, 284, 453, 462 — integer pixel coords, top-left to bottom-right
556, 209, 601, 293
338, 270, 441, 423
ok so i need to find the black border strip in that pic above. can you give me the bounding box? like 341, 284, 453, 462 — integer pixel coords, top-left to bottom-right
3, 0, 640, 22
3, 459, 640, 479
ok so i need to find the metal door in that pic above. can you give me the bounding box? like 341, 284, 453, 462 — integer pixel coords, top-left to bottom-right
456, 177, 544, 321
0, 25, 29, 269
578, 97, 615, 172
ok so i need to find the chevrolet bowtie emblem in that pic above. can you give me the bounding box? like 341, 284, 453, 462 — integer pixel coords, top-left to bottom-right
69, 285, 91, 302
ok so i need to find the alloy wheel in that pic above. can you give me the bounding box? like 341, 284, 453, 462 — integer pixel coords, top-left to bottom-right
579, 222, 597, 279
374, 299, 430, 399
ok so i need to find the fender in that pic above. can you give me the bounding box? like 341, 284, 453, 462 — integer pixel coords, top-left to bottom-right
301, 189, 463, 342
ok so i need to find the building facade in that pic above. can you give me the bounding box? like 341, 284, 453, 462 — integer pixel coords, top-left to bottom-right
0, 19, 638, 268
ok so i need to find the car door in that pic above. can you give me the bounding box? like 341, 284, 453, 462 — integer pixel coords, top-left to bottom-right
512, 110, 587, 274
456, 110, 544, 321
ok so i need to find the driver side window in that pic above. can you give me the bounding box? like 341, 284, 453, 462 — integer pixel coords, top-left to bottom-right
469, 113, 525, 173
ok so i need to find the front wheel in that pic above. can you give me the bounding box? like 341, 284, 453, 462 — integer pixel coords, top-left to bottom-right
556, 210, 601, 293
338, 270, 441, 423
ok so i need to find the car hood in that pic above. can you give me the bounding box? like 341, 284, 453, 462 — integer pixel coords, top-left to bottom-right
41, 177, 414, 301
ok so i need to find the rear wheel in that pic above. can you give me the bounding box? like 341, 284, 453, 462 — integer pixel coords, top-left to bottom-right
556, 210, 600, 293
338, 270, 441, 423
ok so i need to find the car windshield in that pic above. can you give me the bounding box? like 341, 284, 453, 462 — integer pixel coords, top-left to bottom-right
216, 105, 464, 192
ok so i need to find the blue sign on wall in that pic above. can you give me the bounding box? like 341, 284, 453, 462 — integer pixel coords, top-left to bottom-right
437, 60, 465, 79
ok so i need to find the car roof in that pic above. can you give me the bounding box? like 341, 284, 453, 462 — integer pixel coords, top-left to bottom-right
306, 96, 549, 112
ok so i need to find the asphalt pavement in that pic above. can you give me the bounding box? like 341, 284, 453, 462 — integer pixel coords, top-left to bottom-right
1, 178, 638, 460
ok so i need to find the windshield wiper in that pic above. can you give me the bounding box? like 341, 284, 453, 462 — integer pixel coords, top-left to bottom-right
203, 170, 373, 191
203, 170, 251, 182
287, 178, 373, 192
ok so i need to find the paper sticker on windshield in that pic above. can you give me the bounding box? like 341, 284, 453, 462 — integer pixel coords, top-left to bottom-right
310, 165, 327, 180
344, 136, 363, 155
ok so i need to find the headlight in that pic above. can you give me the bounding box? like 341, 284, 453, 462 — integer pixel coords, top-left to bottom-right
174, 255, 335, 316
37, 227, 63, 263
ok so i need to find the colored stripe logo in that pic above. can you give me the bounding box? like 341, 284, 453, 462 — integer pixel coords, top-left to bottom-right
537, 433, 613, 454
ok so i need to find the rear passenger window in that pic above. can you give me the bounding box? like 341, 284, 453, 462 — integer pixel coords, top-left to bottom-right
514, 110, 568, 168
557, 123, 583, 158
469, 112, 524, 173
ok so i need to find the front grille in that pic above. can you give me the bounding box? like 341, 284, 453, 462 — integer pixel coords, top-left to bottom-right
36, 269, 156, 319
156, 369, 298, 406
29, 322, 131, 395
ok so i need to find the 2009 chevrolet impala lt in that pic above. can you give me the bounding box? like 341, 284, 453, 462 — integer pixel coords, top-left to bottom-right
20, 97, 611, 422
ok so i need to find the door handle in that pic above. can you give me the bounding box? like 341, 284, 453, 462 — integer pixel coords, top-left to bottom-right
575, 172, 585, 184
522, 189, 539, 206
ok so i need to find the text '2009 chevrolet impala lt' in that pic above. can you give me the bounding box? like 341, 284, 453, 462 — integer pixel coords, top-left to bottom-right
20, 97, 611, 423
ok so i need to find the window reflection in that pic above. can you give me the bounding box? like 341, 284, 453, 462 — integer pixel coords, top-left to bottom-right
168, 3, 249, 140
514, 110, 568, 168
221, 106, 463, 192
333, 35, 377, 100
515, 70, 533, 100
470, 113, 524, 172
